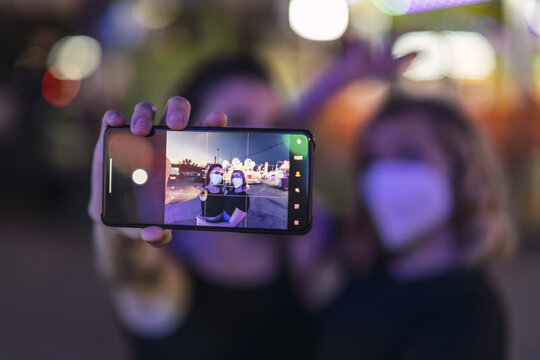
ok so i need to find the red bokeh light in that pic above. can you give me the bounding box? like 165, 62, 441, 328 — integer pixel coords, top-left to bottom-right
41, 64, 81, 107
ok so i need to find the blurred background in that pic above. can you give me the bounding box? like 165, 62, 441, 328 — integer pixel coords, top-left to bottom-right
0, 0, 538, 359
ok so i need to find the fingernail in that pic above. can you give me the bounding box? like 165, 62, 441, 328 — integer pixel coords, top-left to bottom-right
169, 110, 182, 124
111, 114, 123, 124
135, 117, 149, 129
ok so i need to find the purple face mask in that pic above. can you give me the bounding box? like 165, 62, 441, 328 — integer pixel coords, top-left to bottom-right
361, 160, 454, 251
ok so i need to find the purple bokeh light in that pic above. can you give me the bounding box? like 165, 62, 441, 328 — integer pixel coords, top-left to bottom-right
407, 0, 491, 14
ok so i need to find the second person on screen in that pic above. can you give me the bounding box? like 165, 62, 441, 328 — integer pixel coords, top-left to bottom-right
197, 169, 251, 227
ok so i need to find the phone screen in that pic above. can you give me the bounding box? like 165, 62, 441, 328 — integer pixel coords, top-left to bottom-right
102, 126, 313, 234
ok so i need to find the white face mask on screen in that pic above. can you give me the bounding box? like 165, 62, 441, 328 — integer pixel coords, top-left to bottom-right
361, 160, 454, 252
232, 178, 243, 189
210, 173, 223, 185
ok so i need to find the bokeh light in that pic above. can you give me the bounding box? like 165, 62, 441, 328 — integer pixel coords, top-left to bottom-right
100, 2, 144, 46
406, 0, 490, 14
522, 0, 540, 37
393, 31, 496, 81
349, 0, 391, 37
393, 32, 446, 81
42, 63, 82, 107
289, 0, 349, 41
372, 0, 412, 16
48, 36, 102, 79
372, 0, 490, 15
133, 0, 181, 30
49, 61, 81, 81
12, 46, 48, 89
444, 31, 496, 80
534, 56, 540, 96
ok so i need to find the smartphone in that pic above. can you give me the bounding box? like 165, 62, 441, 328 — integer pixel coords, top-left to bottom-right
102, 126, 314, 235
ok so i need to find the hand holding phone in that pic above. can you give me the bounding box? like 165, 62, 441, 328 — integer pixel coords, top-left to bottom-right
102, 126, 314, 234
87, 96, 227, 247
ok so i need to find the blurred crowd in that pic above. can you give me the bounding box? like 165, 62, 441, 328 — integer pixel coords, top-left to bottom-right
1, 0, 539, 359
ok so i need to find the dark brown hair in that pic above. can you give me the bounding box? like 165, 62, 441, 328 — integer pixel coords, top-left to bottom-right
204, 163, 224, 191
231, 170, 248, 192
177, 54, 271, 125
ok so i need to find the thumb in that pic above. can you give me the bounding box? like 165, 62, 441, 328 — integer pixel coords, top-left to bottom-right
140, 226, 172, 248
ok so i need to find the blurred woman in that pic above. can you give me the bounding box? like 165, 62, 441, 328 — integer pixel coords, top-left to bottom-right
314, 95, 515, 360
89, 54, 312, 360
88, 42, 412, 360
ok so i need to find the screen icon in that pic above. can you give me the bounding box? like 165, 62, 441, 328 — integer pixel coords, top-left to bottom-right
293, 220, 300, 226
296, 139, 302, 145
294, 187, 300, 193
294, 155, 303, 160
132, 169, 148, 185
295, 171, 301, 177
294, 203, 300, 210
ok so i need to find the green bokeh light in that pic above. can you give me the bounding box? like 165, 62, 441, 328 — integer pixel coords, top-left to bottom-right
372, 0, 411, 16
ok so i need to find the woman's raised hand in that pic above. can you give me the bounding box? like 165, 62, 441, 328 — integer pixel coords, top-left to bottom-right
88, 96, 227, 247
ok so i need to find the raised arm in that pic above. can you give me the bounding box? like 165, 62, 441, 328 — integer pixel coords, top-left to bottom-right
284, 38, 416, 127
165, 185, 206, 205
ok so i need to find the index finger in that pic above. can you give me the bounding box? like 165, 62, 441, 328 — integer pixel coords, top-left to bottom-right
130, 101, 157, 136
159, 96, 191, 130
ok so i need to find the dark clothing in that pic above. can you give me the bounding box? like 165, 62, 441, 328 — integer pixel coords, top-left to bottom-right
201, 190, 225, 218
314, 269, 506, 360
126, 268, 311, 360
224, 189, 250, 217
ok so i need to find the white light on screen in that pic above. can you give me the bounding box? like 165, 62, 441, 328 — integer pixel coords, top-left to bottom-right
132, 169, 149, 185
289, 0, 349, 41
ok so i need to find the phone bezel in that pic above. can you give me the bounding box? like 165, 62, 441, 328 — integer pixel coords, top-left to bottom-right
101, 125, 314, 235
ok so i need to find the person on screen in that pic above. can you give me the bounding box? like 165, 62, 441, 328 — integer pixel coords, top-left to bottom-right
198, 169, 251, 227
313, 95, 515, 360
196, 163, 226, 223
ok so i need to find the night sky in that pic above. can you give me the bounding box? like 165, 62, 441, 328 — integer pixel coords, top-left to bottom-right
167, 131, 289, 166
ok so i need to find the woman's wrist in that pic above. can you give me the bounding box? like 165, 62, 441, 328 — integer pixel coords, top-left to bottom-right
92, 222, 170, 285
92, 220, 141, 241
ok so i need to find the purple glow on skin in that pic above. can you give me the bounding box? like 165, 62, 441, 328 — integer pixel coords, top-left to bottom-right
407, 0, 491, 13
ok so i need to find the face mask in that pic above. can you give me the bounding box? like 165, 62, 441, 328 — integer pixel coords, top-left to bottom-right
361, 160, 453, 252
232, 178, 243, 189
210, 173, 223, 185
